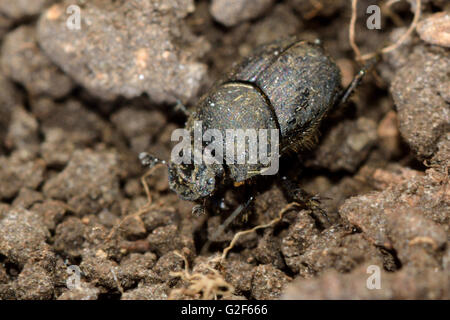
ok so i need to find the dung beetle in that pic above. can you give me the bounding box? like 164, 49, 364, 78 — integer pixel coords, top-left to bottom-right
141, 37, 374, 204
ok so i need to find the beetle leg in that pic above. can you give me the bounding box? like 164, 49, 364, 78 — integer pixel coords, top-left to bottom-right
213, 195, 254, 239
201, 195, 254, 254
337, 56, 380, 106
280, 176, 331, 226
192, 202, 207, 217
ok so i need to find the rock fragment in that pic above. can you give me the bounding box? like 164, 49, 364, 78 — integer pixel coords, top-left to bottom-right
0, 153, 46, 200
43, 149, 121, 216
283, 266, 449, 299
340, 168, 449, 268
306, 117, 378, 172
251, 264, 291, 300
417, 12, 450, 47
37, 0, 209, 103
1, 25, 74, 98
210, 0, 275, 27
0, 208, 52, 266
391, 45, 449, 159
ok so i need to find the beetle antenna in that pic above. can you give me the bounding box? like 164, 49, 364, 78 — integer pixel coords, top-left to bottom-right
139, 152, 167, 168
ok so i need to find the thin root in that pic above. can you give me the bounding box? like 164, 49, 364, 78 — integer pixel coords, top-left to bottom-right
220, 202, 301, 262
350, 0, 421, 62
304, 0, 324, 20
104, 163, 165, 243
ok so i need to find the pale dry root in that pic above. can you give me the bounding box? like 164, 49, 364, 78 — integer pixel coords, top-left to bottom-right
220, 202, 301, 262
304, 0, 324, 20
350, 0, 422, 62
105, 163, 166, 243
168, 252, 234, 300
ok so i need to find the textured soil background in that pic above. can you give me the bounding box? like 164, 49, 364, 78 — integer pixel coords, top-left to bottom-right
0, 0, 449, 300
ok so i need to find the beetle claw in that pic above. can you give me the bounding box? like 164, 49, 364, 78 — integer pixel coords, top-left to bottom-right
192, 204, 206, 217
139, 152, 166, 168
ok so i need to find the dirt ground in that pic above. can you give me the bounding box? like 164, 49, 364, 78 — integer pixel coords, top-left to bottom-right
0, 0, 449, 300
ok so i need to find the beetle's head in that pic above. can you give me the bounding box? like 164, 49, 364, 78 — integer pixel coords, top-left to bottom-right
168, 162, 224, 201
